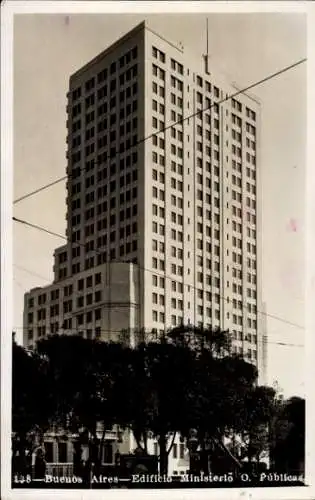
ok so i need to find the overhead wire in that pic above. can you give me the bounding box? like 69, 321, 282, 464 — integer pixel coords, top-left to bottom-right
13, 57, 307, 347
13, 216, 305, 332
12, 324, 304, 348
13, 57, 306, 205
14, 264, 52, 283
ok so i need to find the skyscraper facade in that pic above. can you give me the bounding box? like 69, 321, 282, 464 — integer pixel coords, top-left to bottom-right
23, 20, 264, 377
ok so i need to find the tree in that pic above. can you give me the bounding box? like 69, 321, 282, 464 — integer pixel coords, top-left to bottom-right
14, 329, 302, 482
36, 333, 196, 476
185, 352, 258, 473
128, 338, 196, 475
237, 385, 276, 465
128, 325, 264, 476
270, 396, 305, 474
36, 334, 135, 476
12, 338, 53, 475
166, 326, 259, 474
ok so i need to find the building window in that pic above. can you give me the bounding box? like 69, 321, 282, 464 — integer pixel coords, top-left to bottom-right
58, 442, 67, 463
103, 443, 113, 464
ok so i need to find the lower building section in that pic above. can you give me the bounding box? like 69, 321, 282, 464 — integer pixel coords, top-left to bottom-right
23, 262, 140, 349
12, 426, 190, 479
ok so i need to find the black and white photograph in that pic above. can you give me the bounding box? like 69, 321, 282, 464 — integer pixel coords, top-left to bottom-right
1, 1, 315, 499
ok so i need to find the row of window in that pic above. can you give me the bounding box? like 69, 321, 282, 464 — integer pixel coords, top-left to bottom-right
28, 298, 103, 325
76, 112, 138, 137
152, 81, 166, 99
28, 273, 103, 310
73, 167, 139, 193
152, 298, 257, 318
152, 46, 165, 64
73, 234, 138, 256
153, 243, 224, 273
81, 125, 138, 149
232, 315, 257, 328
152, 185, 222, 210
83, 225, 136, 249
72, 47, 139, 98
71, 158, 137, 185
71, 98, 138, 135
170, 56, 184, 75
48, 324, 103, 338
84, 214, 138, 237
152, 309, 221, 324
71, 176, 138, 201
85, 201, 138, 223
153, 235, 256, 275
232, 346, 258, 360
151, 274, 231, 296
152, 47, 184, 77
232, 114, 256, 133
40, 438, 113, 465
233, 331, 258, 342
232, 175, 257, 192
156, 171, 220, 192
231, 207, 256, 224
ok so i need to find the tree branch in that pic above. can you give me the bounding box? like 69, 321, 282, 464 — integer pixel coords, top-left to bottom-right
211, 434, 243, 468
132, 430, 146, 453
166, 432, 177, 455
99, 421, 107, 463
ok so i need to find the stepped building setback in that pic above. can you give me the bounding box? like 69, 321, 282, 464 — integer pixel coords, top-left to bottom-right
24, 20, 266, 378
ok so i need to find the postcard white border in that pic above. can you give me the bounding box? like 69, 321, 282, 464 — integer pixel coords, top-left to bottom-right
1, 2, 314, 500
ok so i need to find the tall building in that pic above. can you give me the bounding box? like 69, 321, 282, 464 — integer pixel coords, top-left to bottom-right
23, 20, 264, 376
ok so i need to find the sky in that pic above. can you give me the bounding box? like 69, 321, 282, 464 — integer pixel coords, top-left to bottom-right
12, 9, 307, 398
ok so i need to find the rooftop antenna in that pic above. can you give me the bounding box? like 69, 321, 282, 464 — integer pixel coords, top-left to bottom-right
203, 17, 210, 75
206, 17, 209, 57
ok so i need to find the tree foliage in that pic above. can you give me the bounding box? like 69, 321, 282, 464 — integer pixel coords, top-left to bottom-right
12, 329, 305, 478
238, 385, 276, 463
12, 339, 54, 474
127, 339, 196, 473
270, 396, 305, 473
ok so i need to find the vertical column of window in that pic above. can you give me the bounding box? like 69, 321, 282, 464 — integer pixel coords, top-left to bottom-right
83, 76, 97, 272
211, 86, 221, 329
231, 102, 242, 346
96, 66, 108, 267
169, 67, 184, 328
217, 84, 226, 328
119, 55, 127, 263
195, 77, 204, 328
191, 78, 197, 328
176, 70, 184, 327
245, 110, 257, 359
233, 97, 247, 354
119, 50, 139, 262
221, 89, 232, 329
128, 48, 139, 262
182, 66, 192, 328
151, 54, 166, 331
107, 60, 118, 263
70, 84, 83, 276
203, 80, 212, 328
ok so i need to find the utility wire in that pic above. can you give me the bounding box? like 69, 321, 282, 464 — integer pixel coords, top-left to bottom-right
13, 57, 306, 205
13, 216, 305, 331
13, 261, 305, 346
12, 325, 304, 348
14, 177, 67, 205
13, 58, 307, 338
13, 217, 66, 241
14, 264, 52, 283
